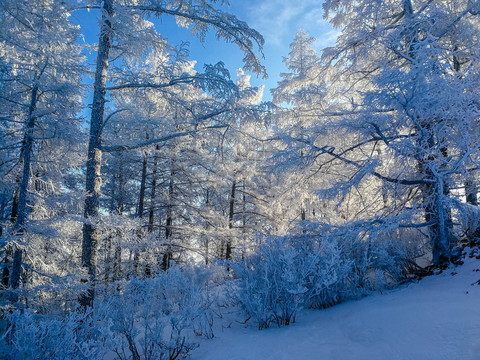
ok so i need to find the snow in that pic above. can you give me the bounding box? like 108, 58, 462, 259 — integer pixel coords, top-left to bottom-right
190, 256, 480, 360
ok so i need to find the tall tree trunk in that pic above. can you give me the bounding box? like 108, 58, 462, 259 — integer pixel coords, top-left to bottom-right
0, 192, 6, 266
80, 0, 114, 308
466, 179, 478, 206
2, 120, 29, 290
117, 154, 125, 214
226, 180, 236, 260
144, 146, 158, 277
10, 83, 39, 301
133, 251, 140, 278
10, 187, 19, 225
113, 244, 121, 281
162, 170, 174, 271
402, 0, 450, 264
105, 156, 125, 289
104, 235, 112, 292
104, 171, 117, 289
421, 140, 451, 265
1, 189, 14, 289
148, 146, 158, 234
425, 181, 451, 265
204, 188, 210, 265
135, 148, 148, 277
113, 154, 124, 280
138, 152, 148, 218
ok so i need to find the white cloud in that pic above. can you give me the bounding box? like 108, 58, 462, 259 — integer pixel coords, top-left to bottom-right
243, 0, 332, 47
313, 29, 340, 50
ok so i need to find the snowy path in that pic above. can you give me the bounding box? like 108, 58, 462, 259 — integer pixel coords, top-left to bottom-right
190, 258, 480, 360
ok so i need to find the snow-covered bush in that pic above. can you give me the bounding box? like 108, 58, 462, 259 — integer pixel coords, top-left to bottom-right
107, 264, 218, 360
231, 223, 409, 324
2, 264, 221, 360
368, 238, 408, 284
231, 236, 316, 329
3, 307, 113, 360
304, 224, 408, 309
303, 237, 354, 309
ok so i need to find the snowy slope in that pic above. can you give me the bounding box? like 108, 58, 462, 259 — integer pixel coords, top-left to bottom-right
190, 256, 480, 360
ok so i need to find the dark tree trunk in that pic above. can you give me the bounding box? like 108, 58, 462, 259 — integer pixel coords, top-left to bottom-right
144, 146, 158, 277
133, 251, 140, 278
466, 180, 478, 206
80, 0, 114, 308
204, 188, 210, 265
162, 171, 174, 271
10, 187, 19, 225
104, 235, 112, 292
0, 186, 11, 287
301, 201, 306, 233
117, 155, 125, 214
226, 180, 236, 260
136, 149, 148, 277
148, 146, 158, 234
113, 155, 124, 281
138, 152, 148, 218
1, 261, 9, 291
422, 165, 451, 265
9, 83, 39, 302
113, 244, 121, 281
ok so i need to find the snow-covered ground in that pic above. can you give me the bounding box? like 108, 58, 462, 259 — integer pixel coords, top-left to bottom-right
190, 256, 480, 360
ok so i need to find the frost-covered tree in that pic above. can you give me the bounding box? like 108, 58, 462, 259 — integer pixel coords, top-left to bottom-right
0, 0, 84, 301
269, 31, 332, 233
282, 0, 480, 265
80, 0, 265, 306
272, 29, 321, 106
213, 71, 269, 260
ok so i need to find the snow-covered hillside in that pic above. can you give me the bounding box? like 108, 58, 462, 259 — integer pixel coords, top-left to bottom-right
190, 256, 480, 360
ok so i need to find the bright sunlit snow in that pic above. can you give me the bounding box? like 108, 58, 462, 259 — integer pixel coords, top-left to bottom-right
191, 256, 480, 360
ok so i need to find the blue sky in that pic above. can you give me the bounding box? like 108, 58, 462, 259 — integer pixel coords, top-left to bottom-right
73, 0, 337, 102
200, 0, 338, 98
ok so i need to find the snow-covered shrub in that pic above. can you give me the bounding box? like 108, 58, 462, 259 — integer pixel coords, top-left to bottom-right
231, 236, 316, 330
303, 224, 408, 308
231, 220, 409, 325
230, 231, 364, 316
368, 238, 407, 284
105, 264, 218, 360
303, 237, 354, 309
230, 231, 407, 328
2, 264, 221, 360
3, 306, 113, 360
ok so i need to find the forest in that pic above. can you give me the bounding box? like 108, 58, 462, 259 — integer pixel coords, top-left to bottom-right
1, 0, 480, 359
